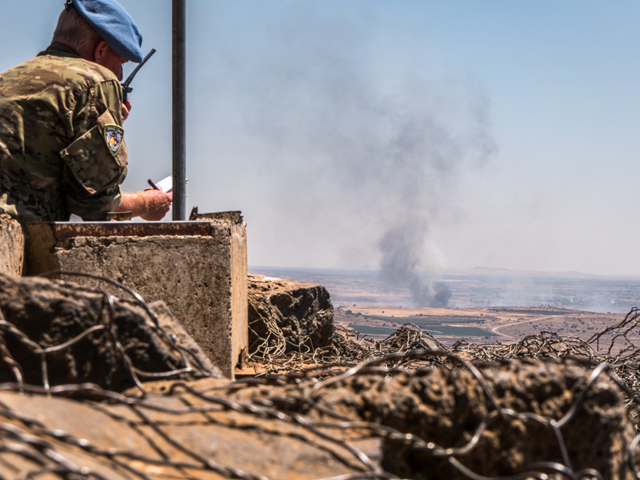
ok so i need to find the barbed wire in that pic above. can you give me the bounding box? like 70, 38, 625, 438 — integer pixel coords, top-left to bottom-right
0, 274, 639, 478
0, 271, 215, 398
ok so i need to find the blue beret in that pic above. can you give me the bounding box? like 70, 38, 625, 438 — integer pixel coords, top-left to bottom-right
69, 0, 143, 63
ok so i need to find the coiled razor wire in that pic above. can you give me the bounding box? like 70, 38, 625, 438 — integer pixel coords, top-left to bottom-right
0, 274, 639, 478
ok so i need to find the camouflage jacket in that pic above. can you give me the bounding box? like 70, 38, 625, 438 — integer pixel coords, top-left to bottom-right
0, 42, 128, 223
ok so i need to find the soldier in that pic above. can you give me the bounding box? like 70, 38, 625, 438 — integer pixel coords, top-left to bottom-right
0, 0, 172, 224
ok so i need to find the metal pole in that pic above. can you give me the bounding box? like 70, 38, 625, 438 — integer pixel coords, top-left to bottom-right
172, 0, 187, 220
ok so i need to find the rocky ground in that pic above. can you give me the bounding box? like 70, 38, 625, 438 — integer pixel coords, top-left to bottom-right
0, 273, 639, 479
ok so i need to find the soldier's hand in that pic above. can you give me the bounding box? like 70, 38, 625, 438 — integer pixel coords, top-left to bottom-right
122, 99, 132, 121
139, 190, 173, 221
117, 190, 173, 221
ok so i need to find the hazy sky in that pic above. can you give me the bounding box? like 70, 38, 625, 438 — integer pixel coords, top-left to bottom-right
2, 1, 640, 276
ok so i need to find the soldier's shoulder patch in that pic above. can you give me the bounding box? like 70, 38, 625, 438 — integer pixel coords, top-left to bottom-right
104, 124, 124, 156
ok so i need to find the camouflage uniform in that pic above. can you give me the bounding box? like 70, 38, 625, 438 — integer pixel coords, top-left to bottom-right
0, 42, 128, 223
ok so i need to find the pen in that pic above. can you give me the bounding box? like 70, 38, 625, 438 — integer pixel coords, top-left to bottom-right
147, 179, 160, 190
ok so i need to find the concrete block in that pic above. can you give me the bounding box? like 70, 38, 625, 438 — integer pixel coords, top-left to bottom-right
149, 300, 222, 377
26, 218, 248, 379
0, 214, 24, 276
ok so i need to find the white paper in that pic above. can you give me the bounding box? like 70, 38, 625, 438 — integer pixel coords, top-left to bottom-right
155, 175, 173, 193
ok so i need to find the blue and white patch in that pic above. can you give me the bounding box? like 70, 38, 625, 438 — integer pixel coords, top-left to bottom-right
104, 124, 124, 157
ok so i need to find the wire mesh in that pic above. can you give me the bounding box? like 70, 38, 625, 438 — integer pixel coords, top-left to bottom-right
0, 274, 639, 479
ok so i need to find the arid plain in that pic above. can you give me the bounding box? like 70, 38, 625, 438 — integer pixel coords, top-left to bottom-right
251, 266, 640, 350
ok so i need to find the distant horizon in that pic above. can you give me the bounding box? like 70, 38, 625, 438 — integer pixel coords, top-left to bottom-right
250, 264, 640, 314
249, 264, 640, 280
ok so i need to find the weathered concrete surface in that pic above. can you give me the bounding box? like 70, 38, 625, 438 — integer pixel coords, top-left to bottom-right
229, 361, 636, 480
0, 274, 216, 391
26, 218, 248, 379
190, 208, 244, 224
231, 224, 249, 372
150, 300, 221, 376
248, 273, 334, 354
0, 214, 24, 276
0, 388, 377, 479
0, 361, 632, 479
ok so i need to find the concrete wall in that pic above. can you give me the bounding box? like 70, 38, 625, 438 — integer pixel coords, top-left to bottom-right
230, 223, 248, 366
26, 219, 248, 379
0, 214, 24, 277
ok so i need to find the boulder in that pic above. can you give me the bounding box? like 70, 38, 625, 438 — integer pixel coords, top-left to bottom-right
248, 273, 334, 355
0, 274, 218, 391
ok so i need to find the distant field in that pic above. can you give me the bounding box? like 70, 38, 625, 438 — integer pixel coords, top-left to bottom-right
427, 326, 498, 337
347, 314, 489, 325
487, 308, 569, 316
348, 323, 498, 338
347, 324, 397, 335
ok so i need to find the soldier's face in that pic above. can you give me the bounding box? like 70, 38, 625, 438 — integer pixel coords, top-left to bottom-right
93, 41, 129, 81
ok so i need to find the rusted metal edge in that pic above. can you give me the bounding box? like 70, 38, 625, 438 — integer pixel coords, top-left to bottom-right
27, 221, 212, 239
189, 207, 243, 224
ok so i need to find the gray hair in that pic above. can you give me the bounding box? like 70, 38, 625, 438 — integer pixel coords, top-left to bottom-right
52, 7, 102, 56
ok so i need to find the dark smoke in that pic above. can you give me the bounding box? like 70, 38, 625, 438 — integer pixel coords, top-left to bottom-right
379, 220, 453, 307
433, 282, 453, 308
210, 6, 497, 306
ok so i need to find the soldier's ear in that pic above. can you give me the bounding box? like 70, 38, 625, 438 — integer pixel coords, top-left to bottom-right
92, 41, 110, 63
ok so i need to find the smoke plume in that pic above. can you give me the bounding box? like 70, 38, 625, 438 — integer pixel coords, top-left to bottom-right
206, 6, 497, 307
